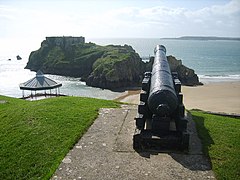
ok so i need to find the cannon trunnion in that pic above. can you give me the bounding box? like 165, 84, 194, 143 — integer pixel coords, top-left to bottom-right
133, 45, 189, 151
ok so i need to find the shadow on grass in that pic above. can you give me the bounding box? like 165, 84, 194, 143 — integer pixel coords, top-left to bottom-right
171, 113, 214, 170
191, 113, 215, 157
135, 112, 214, 171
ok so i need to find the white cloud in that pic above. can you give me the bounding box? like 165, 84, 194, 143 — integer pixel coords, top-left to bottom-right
0, 0, 239, 39
212, 0, 240, 15
77, 0, 240, 37
0, 0, 239, 57
183, 0, 240, 36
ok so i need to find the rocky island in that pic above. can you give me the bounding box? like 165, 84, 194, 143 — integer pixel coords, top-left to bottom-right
25, 36, 201, 90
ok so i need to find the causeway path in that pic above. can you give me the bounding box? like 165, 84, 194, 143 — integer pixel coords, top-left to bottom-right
52, 105, 215, 180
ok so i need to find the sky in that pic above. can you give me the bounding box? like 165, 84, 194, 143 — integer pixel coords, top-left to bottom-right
0, 0, 240, 57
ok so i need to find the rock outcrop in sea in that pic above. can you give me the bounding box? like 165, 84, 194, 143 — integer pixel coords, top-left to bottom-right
16, 55, 22, 60
146, 55, 202, 86
25, 36, 202, 90
167, 55, 202, 86
86, 45, 145, 89
25, 37, 145, 90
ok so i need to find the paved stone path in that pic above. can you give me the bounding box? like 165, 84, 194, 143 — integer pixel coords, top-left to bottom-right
52, 105, 215, 180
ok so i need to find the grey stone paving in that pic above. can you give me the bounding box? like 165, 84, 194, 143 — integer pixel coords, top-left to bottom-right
52, 105, 215, 180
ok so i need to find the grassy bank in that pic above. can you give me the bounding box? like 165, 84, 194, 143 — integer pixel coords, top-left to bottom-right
0, 95, 119, 180
191, 110, 240, 180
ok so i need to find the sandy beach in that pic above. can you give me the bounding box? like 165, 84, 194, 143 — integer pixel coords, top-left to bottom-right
115, 81, 240, 115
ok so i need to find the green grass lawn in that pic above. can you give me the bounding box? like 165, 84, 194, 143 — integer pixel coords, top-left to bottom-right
0, 95, 119, 180
1, 95, 239, 180
191, 110, 240, 180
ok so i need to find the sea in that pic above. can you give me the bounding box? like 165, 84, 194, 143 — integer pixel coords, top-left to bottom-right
0, 38, 240, 99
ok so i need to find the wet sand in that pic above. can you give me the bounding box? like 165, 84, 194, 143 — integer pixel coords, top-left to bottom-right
115, 82, 240, 114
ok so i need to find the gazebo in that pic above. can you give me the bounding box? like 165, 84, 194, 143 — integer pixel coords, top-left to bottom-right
19, 70, 62, 99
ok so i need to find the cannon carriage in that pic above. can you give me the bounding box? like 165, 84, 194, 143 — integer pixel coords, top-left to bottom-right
133, 45, 189, 151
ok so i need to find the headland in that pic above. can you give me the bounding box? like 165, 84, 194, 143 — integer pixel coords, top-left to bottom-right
25, 36, 201, 91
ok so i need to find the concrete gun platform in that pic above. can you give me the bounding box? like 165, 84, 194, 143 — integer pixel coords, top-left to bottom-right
52, 105, 215, 180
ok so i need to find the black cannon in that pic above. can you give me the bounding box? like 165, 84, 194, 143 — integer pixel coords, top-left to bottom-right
133, 45, 189, 151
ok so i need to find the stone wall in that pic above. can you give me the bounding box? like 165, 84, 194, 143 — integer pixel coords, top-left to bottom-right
46, 36, 85, 48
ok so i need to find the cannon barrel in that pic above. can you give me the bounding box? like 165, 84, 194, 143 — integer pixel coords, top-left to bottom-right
147, 45, 178, 116
133, 45, 189, 151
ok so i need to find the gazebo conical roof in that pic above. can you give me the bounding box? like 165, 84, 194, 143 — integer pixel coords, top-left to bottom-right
20, 70, 62, 90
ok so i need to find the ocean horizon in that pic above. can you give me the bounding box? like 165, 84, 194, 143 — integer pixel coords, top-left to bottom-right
0, 38, 240, 99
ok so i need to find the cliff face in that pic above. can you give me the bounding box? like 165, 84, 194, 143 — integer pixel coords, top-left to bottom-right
86, 45, 145, 89
26, 37, 201, 90
26, 37, 104, 77
167, 55, 202, 86
145, 55, 202, 86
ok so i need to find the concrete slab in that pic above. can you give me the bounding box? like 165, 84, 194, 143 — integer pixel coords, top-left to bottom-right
52, 105, 215, 180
